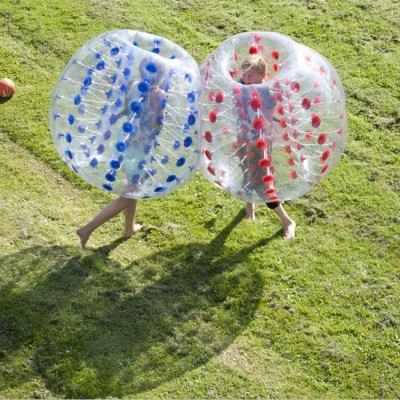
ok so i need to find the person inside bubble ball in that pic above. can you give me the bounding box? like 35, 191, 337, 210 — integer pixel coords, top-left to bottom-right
237, 54, 296, 240
77, 56, 167, 249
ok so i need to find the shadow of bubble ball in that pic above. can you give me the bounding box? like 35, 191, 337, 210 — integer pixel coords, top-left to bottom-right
199, 31, 348, 204
49, 30, 201, 199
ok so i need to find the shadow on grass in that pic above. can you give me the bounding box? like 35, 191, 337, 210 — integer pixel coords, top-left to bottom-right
0, 211, 278, 398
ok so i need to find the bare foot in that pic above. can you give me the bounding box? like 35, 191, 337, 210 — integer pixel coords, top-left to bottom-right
283, 220, 296, 240
77, 227, 91, 249
123, 223, 144, 238
245, 203, 256, 220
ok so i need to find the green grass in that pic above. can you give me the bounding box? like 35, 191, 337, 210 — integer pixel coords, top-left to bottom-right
0, 0, 399, 398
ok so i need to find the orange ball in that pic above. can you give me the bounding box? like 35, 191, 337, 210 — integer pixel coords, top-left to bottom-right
0, 78, 16, 98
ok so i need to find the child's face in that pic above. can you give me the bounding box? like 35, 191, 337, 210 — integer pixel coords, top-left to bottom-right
241, 67, 264, 85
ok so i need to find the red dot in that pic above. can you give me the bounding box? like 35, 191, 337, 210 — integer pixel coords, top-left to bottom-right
209, 111, 217, 123
321, 164, 329, 173
255, 138, 268, 150
281, 132, 290, 141
321, 150, 330, 161
204, 131, 213, 143
273, 64, 279, 72
276, 104, 285, 115
215, 92, 224, 103
279, 118, 287, 128
204, 150, 212, 160
311, 114, 321, 128
249, 45, 258, 55
258, 158, 271, 168
290, 170, 298, 179
305, 131, 313, 141
207, 165, 215, 175
229, 69, 238, 78
290, 81, 300, 93
269, 196, 280, 202
253, 118, 265, 130
262, 175, 274, 184
250, 97, 262, 110
318, 133, 327, 145
287, 157, 295, 166
302, 98, 311, 110
264, 188, 276, 195
283, 145, 292, 154
271, 50, 280, 60
274, 92, 283, 102
232, 86, 242, 96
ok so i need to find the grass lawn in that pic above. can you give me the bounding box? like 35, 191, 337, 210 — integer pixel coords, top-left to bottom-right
0, 0, 399, 398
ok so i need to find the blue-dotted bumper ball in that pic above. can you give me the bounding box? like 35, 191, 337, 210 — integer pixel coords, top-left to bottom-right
49, 30, 201, 199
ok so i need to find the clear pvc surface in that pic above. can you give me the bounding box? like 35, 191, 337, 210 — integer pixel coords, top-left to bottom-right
199, 32, 348, 204
49, 30, 201, 199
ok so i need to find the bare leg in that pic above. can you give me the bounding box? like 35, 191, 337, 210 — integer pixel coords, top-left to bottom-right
271, 204, 296, 240
123, 199, 143, 238
245, 202, 256, 220
77, 196, 134, 248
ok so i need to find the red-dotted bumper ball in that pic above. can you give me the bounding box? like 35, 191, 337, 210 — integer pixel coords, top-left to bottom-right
49, 30, 201, 199
199, 32, 348, 204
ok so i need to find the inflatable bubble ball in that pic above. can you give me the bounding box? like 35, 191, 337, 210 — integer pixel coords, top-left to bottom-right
49, 30, 201, 199
199, 31, 348, 204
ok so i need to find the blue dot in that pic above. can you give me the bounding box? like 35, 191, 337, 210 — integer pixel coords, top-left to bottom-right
188, 114, 196, 126
115, 58, 122, 68
65, 150, 73, 160
138, 160, 146, 169
78, 124, 86, 133
138, 81, 149, 93
143, 143, 152, 154
105, 89, 113, 99
182, 123, 190, 133
130, 101, 142, 113
103, 130, 111, 140
109, 159, 121, 169
159, 98, 167, 109
95, 119, 102, 128
65, 133, 72, 143
131, 174, 140, 183
110, 47, 120, 55
97, 144, 105, 154
115, 141, 127, 152
166, 174, 177, 182
176, 157, 186, 167
150, 168, 157, 176
154, 38, 162, 45
170, 54, 176, 59
96, 60, 105, 70
161, 155, 169, 164
154, 186, 166, 192
187, 91, 196, 103
74, 95, 81, 105
105, 171, 116, 182
156, 115, 164, 125
67, 114, 75, 125
173, 140, 180, 150
95, 52, 102, 59
184, 137, 193, 147
89, 135, 96, 144
133, 41, 139, 47
78, 104, 86, 114
185, 73, 192, 83
102, 184, 113, 191
90, 158, 98, 167
146, 62, 157, 73
111, 74, 117, 84
120, 83, 127, 93
122, 122, 134, 133
151, 47, 160, 54
100, 105, 108, 114
114, 98, 123, 109
123, 68, 131, 79
83, 76, 92, 86
110, 114, 118, 125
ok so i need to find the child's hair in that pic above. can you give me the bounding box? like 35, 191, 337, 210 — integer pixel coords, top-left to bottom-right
241, 55, 267, 76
